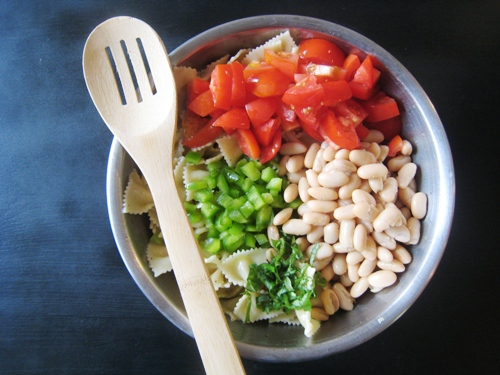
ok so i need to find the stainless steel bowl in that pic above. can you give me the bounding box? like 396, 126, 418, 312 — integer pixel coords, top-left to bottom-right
106, 15, 455, 362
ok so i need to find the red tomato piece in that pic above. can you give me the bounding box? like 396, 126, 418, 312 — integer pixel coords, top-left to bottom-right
230, 61, 246, 107
181, 110, 209, 140
243, 62, 292, 97
295, 105, 325, 130
245, 96, 281, 127
187, 89, 216, 117
298, 39, 345, 67
364, 115, 403, 141
264, 49, 298, 79
361, 91, 400, 122
212, 108, 250, 130
276, 101, 296, 123
343, 54, 361, 81
298, 117, 323, 141
349, 81, 378, 100
260, 130, 282, 164
236, 128, 261, 159
282, 75, 325, 108
210, 64, 233, 110
298, 63, 347, 82
355, 123, 370, 140
387, 135, 404, 157
352, 56, 374, 87
321, 80, 352, 106
182, 118, 223, 149
319, 109, 361, 150
282, 118, 301, 132
186, 77, 210, 103
253, 117, 281, 146
335, 99, 368, 126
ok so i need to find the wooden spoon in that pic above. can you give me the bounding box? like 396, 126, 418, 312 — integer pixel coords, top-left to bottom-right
83, 16, 245, 375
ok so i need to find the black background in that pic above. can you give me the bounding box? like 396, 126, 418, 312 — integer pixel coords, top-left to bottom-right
1, 1, 499, 374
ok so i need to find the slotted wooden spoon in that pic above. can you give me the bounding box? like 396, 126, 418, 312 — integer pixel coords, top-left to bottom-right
83, 16, 245, 375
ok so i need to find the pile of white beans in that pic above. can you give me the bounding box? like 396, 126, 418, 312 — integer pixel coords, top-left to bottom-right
267, 130, 427, 321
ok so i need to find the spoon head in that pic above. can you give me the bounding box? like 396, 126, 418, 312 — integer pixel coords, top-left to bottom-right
83, 16, 177, 138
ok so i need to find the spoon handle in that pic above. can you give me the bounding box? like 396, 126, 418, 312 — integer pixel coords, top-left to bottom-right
146, 170, 246, 375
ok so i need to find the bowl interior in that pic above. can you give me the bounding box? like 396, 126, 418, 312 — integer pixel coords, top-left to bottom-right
106, 15, 454, 362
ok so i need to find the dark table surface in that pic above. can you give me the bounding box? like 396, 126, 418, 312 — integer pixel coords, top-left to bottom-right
1, 1, 499, 374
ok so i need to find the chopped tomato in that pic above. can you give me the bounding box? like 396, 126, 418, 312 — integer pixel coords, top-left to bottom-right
181, 110, 209, 140
361, 91, 400, 122
364, 115, 402, 141
281, 118, 301, 132
230, 61, 246, 107
355, 123, 370, 140
387, 135, 403, 157
260, 131, 282, 163
343, 54, 361, 81
319, 109, 361, 150
245, 96, 281, 127
212, 108, 250, 130
182, 118, 223, 149
186, 77, 210, 103
335, 99, 368, 126
321, 80, 352, 106
243, 62, 292, 97
237, 128, 260, 159
282, 75, 325, 108
298, 39, 345, 67
210, 64, 233, 110
253, 117, 281, 146
276, 101, 296, 123
264, 50, 298, 79
298, 63, 347, 82
298, 117, 323, 141
349, 55, 379, 100
187, 89, 215, 117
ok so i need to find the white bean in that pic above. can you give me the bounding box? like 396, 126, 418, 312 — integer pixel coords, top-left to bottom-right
308, 186, 338, 201
267, 224, 280, 242
339, 219, 356, 249
352, 189, 376, 205
406, 217, 421, 245
298, 177, 310, 202
340, 273, 354, 287
378, 177, 398, 203
358, 258, 377, 277
334, 204, 356, 220
377, 246, 394, 263
324, 159, 357, 174
297, 202, 312, 216
398, 187, 415, 208
322, 145, 337, 161
278, 155, 289, 176
279, 142, 307, 155
401, 140, 413, 156
353, 224, 367, 252
378, 145, 389, 162
303, 212, 330, 226
284, 183, 298, 203
377, 259, 405, 273
349, 149, 377, 166
335, 149, 350, 160
366, 142, 380, 159
411, 192, 427, 219
282, 219, 311, 235
273, 207, 293, 226
304, 142, 320, 169
338, 174, 362, 200
323, 222, 339, 244
307, 242, 334, 260
312, 148, 326, 173
368, 177, 384, 193
286, 154, 305, 173
357, 163, 388, 179
332, 254, 347, 275
346, 251, 364, 265
287, 170, 306, 184
318, 170, 350, 188
332, 283, 355, 311
363, 129, 384, 143
307, 225, 325, 244
372, 231, 396, 250
373, 203, 401, 232
393, 244, 412, 264
368, 270, 397, 288
397, 162, 417, 188
348, 263, 360, 283
295, 237, 310, 252
307, 199, 338, 213
305, 169, 320, 187
387, 155, 411, 172
350, 277, 370, 298
385, 225, 411, 243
